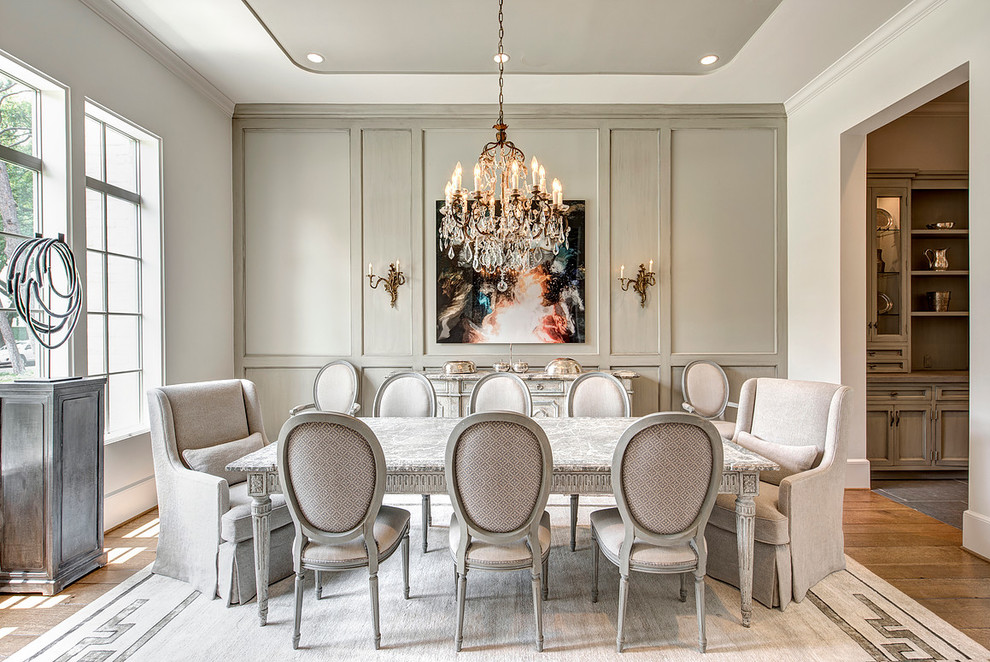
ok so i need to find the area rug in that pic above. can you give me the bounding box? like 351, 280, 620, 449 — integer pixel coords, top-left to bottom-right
11, 497, 989, 662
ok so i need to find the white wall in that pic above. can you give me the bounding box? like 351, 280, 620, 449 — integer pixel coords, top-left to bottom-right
0, 0, 234, 528
786, 0, 990, 557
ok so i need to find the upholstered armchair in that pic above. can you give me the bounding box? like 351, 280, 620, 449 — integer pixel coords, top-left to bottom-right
148, 379, 295, 604
704, 378, 852, 610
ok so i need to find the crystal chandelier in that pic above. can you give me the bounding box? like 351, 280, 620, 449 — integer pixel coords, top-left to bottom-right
439, 0, 568, 292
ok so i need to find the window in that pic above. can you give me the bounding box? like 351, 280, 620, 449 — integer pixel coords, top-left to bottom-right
0, 71, 42, 380
85, 104, 162, 439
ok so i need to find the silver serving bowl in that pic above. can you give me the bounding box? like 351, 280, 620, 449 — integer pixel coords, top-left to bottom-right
545, 357, 582, 375
512, 361, 529, 373
493, 361, 512, 372
442, 360, 476, 375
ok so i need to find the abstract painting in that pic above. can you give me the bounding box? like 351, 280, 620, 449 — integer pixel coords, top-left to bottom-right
437, 200, 585, 344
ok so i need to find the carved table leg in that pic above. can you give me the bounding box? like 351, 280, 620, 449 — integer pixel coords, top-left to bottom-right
735, 492, 756, 628
421, 494, 430, 553
569, 494, 579, 551
251, 489, 273, 626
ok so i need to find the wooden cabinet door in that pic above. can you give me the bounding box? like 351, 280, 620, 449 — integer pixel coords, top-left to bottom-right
893, 405, 932, 466
866, 406, 894, 467
934, 404, 969, 467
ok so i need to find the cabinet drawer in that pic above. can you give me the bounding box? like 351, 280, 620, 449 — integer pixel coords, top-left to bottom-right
867, 385, 932, 401
866, 360, 908, 374
866, 348, 905, 360
530, 381, 565, 394
936, 386, 969, 401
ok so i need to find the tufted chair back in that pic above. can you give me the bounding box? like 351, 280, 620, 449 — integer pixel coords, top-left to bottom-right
278, 413, 385, 540
313, 360, 360, 414
567, 372, 631, 417
469, 372, 533, 416
445, 412, 551, 540
682, 361, 730, 419
614, 413, 723, 542
374, 372, 437, 417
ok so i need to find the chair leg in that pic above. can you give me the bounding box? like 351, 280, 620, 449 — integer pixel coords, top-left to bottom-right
292, 569, 305, 650
695, 574, 707, 653
455, 571, 467, 652
531, 568, 544, 652
616, 573, 629, 653
369, 571, 381, 650
591, 534, 599, 603
315, 570, 323, 600
421, 495, 430, 553
679, 572, 687, 602
542, 557, 549, 601
569, 494, 579, 551
402, 531, 411, 599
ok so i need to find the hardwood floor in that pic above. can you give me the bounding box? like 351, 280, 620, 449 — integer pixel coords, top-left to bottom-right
0, 510, 159, 660
843, 488, 990, 649
0, 492, 987, 658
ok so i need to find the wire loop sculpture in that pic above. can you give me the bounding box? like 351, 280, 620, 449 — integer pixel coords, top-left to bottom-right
5, 234, 82, 350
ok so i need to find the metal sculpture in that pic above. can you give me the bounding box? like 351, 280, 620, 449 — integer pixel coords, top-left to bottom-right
6, 234, 82, 349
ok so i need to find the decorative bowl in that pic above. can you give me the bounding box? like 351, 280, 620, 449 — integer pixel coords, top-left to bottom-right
512, 361, 529, 373
442, 360, 476, 375
926, 221, 955, 229
545, 357, 582, 375
493, 361, 512, 372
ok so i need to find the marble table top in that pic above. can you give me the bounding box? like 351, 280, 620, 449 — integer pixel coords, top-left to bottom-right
425, 370, 639, 381
227, 417, 778, 474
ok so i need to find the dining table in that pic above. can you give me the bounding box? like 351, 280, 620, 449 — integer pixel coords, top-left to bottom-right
227, 416, 778, 629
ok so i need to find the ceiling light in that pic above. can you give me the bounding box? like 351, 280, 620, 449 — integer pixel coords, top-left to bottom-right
700, 54, 719, 66
440, 0, 568, 291
493, 53, 509, 63
306, 53, 325, 64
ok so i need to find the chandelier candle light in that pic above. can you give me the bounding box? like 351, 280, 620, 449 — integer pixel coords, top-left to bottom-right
439, 0, 568, 293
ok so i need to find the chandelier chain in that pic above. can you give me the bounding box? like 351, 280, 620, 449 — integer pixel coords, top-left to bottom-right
497, 0, 504, 126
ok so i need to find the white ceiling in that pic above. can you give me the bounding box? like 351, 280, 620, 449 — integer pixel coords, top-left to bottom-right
104, 0, 914, 106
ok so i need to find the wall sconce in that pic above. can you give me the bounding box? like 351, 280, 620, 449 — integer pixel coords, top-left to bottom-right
367, 261, 406, 308
618, 261, 656, 308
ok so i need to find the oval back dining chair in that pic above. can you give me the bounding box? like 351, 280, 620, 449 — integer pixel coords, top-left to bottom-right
445, 412, 552, 652
590, 413, 723, 653
564, 371, 631, 551
290, 360, 361, 417
373, 371, 438, 553
469, 371, 533, 416
681, 360, 737, 440
277, 412, 411, 650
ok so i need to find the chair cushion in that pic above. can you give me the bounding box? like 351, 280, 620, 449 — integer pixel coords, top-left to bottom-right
182, 432, 264, 486
222, 481, 293, 543
713, 420, 736, 440
590, 508, 698, 570
301, 506, 410, 566
736, 431, 818, 486
707, 482, 789, 545
448, 511, 551, 567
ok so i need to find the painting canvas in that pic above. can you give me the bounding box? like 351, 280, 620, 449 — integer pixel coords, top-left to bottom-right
437, 200, 585, 344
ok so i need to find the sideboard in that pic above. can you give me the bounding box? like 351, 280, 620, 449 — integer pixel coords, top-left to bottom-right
425, 370, 638, 418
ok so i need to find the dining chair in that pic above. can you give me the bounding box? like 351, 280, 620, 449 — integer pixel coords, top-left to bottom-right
565, 372, 631, 551
446, 412, 552, 652
147, 379, 295, 604
704, 378, 851, 610
277, 412, 411, 650
590, 413, 723, 653
469, 371, 533, 415
289, 359, 361, 416
680, 360, 737, 440
373, 371, 438, 553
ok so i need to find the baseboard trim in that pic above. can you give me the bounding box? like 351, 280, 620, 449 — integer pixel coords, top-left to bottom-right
845, 458, 871, 489
104, 476, 158, 531
962, 509, 990, 560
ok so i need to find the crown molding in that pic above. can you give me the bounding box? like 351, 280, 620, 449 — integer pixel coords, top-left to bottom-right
78, 0, 235, 117
784, 0, 949, 115
232, 102, 787, 121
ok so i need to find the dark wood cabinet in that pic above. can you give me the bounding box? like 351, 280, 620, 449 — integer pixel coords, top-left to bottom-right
0, 377, 107, 595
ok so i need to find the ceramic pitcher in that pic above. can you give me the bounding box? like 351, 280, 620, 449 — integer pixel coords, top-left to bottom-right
924, 248, 949, 271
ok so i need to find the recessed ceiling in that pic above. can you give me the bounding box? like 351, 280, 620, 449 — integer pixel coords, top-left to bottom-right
241, 0, 782, 75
